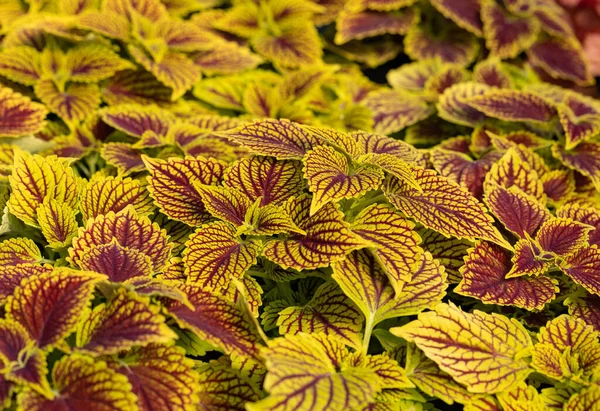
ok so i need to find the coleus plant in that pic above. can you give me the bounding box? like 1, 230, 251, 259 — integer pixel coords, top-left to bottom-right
0, 111, 597, 410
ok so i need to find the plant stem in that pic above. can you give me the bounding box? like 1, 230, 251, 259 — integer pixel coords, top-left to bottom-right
362, 315, 375, 352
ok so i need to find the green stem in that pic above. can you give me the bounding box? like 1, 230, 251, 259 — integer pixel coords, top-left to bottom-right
362, 315, 375, 352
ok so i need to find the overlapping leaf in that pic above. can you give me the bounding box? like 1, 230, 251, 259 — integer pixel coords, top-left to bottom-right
69, 207, 172, 272
76, 289, 176, 356
392, 302, 533, 393
304, 145, 383, 215
0, 86, 47, 137
17, 354, 137, 411
6, 268, 104, 348
456, 242, 559, 310
262, 194, 365, 270
363, 90, 434, 135
383, 168, 509, 248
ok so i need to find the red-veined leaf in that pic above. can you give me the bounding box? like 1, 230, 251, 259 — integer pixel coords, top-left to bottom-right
0, 264, 52, 305
101, 143, 146, 175
129, 45, 200, 100
76, 289, 176, 356
242, 200, 306, 236
165, 283, 263, 359
34, 80, 101, 125
541, 170, 575, 204
363, 90, 434, 135
0, 46, 41, 86
183, 221, 262, 291
277, 281, 364, 347
557, 203, 600, 246
558, 245, 600, 296
565, 294, 600, 332
222, 119, 320, 160
484, 185, 551, 238
552, 141, 600, 191
101, 104, 173, 139
36, 199, 79, 249
196, 361, 262, 411
332, 249, 447, 328
78, 240, 153, 282
473, 58, 513, 88
481, 1, 539, 59
437, 82, 489, 127
391, 302, 533, 393
101, 69, 174, 106
65, 43, 134, 83
110, 343, 199, 411
144, 156, 227, 226
304, 145, 383, 215
467, 89, 557, 123
251, 25, 322, 69
334, 8, 419, 45
69, 207, 172, 272
536, 217, 592, 257
194, 42, 263, 76
455, 242, 558, 310
527, 37, 593, 86
262, 194, 365, 270
429, 0, 482, 36
420, 229, 471, 283
17, 354, 138, 411
0, 238, 42, 266
383, 168, 510, 248
6, 268, 104, 348
350, 204, 422, 294
194, 185, 252, 227
0, 86, 47, 137
559, 93, 600, 150
404, 22, 479, 66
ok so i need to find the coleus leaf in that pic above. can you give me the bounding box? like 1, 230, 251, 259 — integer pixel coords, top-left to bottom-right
420, 229, 471, 283
8, 150, 81, 227
194, 42, 264, 76
535, 217, 592, 257
383, 168, 510, 248
101, 143, 146, 175
387, 59, 442, 92
251, 24, 322, 69
144, 156, 227, 226
332, 249, 447, 328
128, 45, 200, 100
455, 242, 558, 310
101, 69, 174, 106
565, 385, 600, 410
101, 104, 173, 139
80, 175, 155, 221
193, 76, 246, 111
541, 170, 575, 205
437, 82, 489, 127
277, 281, 363, 347
557, 245, 600, 296
481, 0, 539, 59
34, 80, 101, 125
36, 199, 79, 249
65, 43, 134, 82
0, 264, 52, 305
165, 283, 263, 359
78, 240, 153, 282
195, 185, 252, 227
429, 0, 483, 36
404, 21, 479, 66
404, 344, 473, 405
241, 200, 306, 236
391, 302, 533, 393
527, 37, 593, 86
552, 141, 600, 191
466, 89, 557, 123
430, 148, 499, 198
6, 268, 104, 348
196, 361, 261, 411
183, 221, 262, 291
350, 204, 422, 294
0, 86, 47, 137
304, 145, 384, 215
531, 315, 598, 382
76, 10, 131, 41
565, 294, 600, 332
76, 289, 176, 356
497, 382, 544, 411
345, 0, 418, 12
0, 46, 41, 86
558, 93, 600, 150
362, 90, 435, 135
0, 319, 51, 396
0, 238, 42, 266
262, 194, 365, 270
484, 184, 551, 238
104, 0, 167, 22
246, 333, 380, 411
424, 65, 470, 96
110, 343, 199, 411
484, 146, 545, 201
473, 58, 513, 88
557, 203, 600, 246
17, 354, 138, 411
242, 82, 280, 118
223, 119, 320, 160
69, 207, 172, 272
353, 131, 426, 167
334, 8, 419, 45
